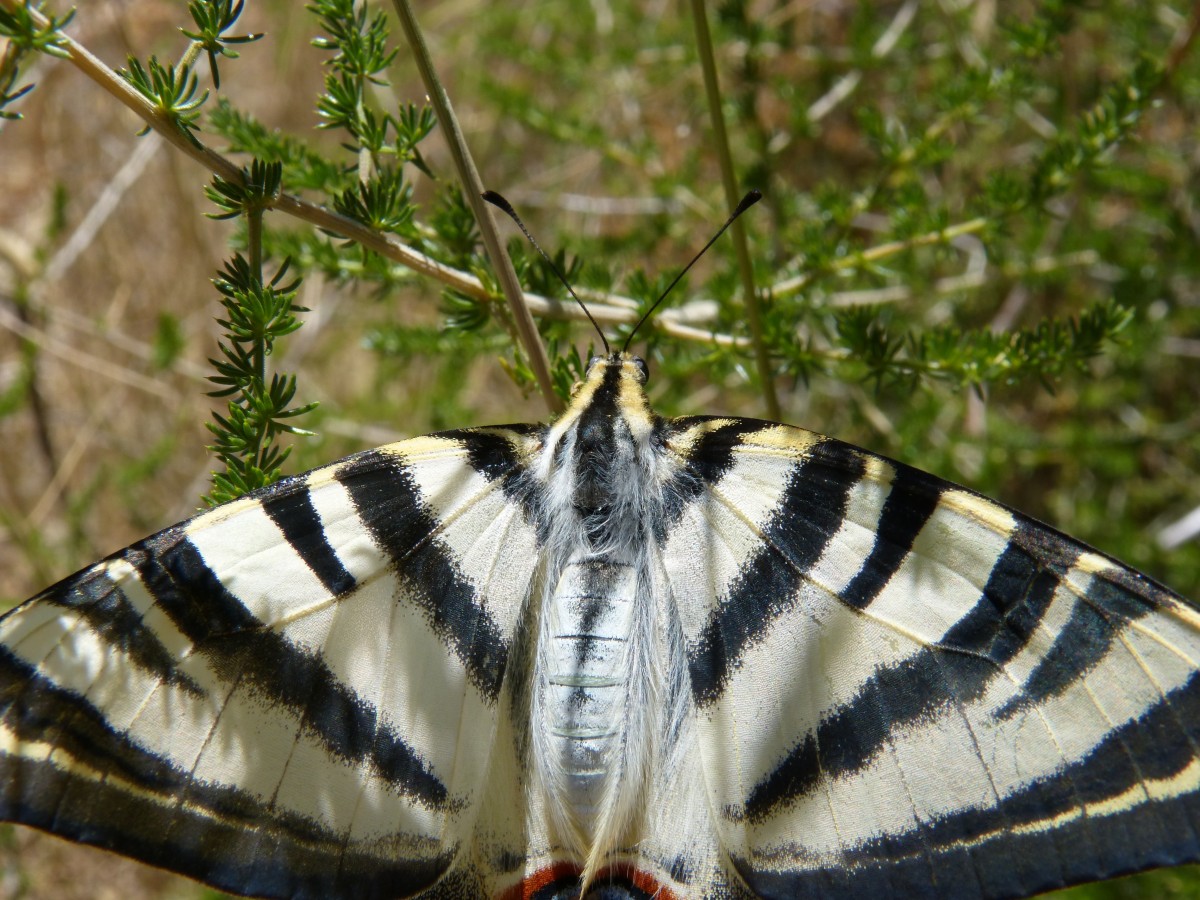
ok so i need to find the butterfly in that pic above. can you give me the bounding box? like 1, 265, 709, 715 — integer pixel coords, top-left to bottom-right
0, 192, 1197, 900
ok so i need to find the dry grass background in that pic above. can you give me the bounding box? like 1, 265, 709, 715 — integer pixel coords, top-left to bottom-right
1, 1, 1198, 897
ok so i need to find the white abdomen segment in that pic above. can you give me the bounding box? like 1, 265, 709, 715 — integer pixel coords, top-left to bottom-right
543, 555, 636, 835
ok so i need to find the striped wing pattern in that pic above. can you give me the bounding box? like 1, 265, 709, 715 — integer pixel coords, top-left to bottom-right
660, 416, 1200, 899
0, 428, 542, 900
2, 357, 1198, 899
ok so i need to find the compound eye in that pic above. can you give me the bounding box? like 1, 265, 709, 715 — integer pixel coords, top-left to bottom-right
632, 356, 650, 384
585, 355, 604, 375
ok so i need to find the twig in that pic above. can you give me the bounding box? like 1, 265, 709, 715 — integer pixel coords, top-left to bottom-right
772, 217, 990, 299
0, 302, 178, 398
689, 0, 779, 420
389, 0, 560, 413
989, 200, 1072, 333
1165, 0, 1200, 81
5, 296, 57, 476
37, 304, 211, 379
1163, 337, 1200, 358
504, 191, 683, 216
26, 392, 119, 530
827, 248, 1099, 308
1159, 504, 1200, 550
43, 133, 163, 282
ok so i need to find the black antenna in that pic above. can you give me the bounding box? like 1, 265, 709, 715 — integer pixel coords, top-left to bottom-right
622, 189, 762, 353
482, 190, 610, 356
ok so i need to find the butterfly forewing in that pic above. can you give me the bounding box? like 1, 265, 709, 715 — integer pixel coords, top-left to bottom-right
659, 416, 1200, 898
0, 430, 544, 899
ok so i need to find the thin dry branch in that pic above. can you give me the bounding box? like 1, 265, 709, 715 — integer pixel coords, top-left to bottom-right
389, 0, 559, 413
689, 0, 779, 419
0, 303, 179, 398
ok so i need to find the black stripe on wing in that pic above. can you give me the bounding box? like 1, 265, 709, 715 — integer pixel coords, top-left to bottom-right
838, 466, 943, 610
336, 448, 514, 702
262, 487, 357, 596
938, 520, 1080, 667
441, 424, 543, 520
659, 417, 770, 539
743, 516, 1079, 822
34, 547, 204, 698
685, 439, 866, 706
991, 563, 1180, 722
139, 530, 449, 807
733, 671, 1200, 900
741, 508, 1184, 826
674, 424, 945, 707
0, 642, 204, 801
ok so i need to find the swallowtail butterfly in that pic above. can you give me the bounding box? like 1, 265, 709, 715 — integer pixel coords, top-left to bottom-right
1, 193, 1196, 900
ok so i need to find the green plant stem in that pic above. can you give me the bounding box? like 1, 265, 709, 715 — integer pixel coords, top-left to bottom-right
247, 205, 263, 288
178, 38, 202, 74
689, 0, 779, 420
246, 208, 265, 470
773, 217, 990, 299
388, 0, 561, 414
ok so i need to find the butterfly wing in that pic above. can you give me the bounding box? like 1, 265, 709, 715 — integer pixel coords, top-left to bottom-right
0, 427, 543, 900
658, 415, 1200, 899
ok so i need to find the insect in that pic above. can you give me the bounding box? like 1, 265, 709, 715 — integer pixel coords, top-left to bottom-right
1, 191, 1197, 900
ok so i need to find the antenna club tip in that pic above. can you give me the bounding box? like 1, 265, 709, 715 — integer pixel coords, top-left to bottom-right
481, 190, 511, 212
738, 189, 763, 212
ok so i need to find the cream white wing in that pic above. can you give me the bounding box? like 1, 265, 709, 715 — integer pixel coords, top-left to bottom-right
657, 415, 1200, 899
0, 426, 543, 900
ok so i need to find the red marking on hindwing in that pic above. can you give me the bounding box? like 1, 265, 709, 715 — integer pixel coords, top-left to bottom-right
498, 861, 682, 900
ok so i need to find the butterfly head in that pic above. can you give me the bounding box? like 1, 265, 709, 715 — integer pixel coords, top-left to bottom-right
585, 350, 648, 386
563, 351, 655, 438
540, 352, 660, 520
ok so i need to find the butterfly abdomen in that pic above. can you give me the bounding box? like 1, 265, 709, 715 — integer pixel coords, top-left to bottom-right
526, 355, 667, 883
543, 554, 638, 834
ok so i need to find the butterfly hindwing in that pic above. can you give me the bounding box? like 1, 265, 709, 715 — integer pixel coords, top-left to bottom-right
0, 427, 543, 899
659, 415, 1200, 898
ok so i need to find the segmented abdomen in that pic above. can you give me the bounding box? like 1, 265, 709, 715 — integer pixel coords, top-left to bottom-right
543, 555, 636, 834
